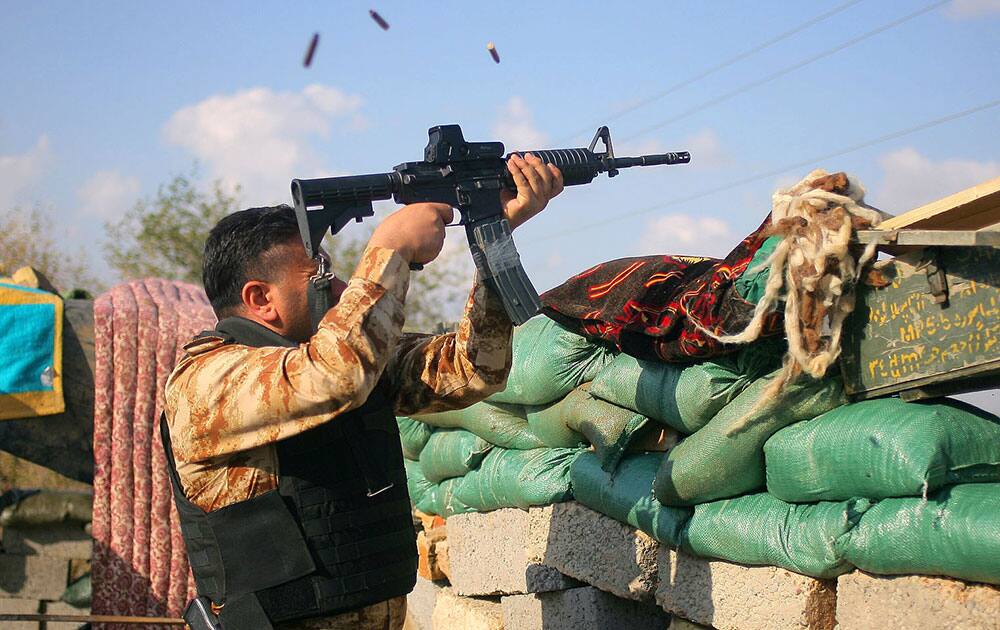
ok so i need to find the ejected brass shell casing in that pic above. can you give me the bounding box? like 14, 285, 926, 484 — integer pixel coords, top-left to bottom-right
370, 10, 390, 30
303, 33, 319, 67
487, 41, 500, 63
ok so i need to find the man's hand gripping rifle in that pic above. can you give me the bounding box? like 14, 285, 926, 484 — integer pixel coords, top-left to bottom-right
291, 125, 690, 325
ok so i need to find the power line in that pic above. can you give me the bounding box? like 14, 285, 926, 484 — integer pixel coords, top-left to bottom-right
617, 0, 949, 144
526, 97, 1000, 244
556, 0, 867, 145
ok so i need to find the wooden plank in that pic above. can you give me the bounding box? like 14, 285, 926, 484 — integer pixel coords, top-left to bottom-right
878, 176, 1000, 231
855, 229, 1000, 247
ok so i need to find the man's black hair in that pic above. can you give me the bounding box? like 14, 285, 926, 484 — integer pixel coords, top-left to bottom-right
202, 204, 302, 316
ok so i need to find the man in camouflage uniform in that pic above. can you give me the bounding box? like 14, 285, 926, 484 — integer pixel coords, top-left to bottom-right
163, 153, 563, 629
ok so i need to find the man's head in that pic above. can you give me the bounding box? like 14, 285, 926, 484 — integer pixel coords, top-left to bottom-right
203, 205, 345, 342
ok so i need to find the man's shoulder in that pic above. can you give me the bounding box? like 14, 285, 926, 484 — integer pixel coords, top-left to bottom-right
165, 333, 245, 400
181, 332, 232, 356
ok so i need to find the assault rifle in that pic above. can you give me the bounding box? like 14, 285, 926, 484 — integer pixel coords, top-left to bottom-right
291, 125, 690, 325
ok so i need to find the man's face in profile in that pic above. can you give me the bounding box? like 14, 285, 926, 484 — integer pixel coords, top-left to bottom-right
255, 239, 347, 343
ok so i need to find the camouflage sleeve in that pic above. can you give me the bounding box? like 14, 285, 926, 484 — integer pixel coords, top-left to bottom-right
388, 276, 513, 417
165, 246, 410, 462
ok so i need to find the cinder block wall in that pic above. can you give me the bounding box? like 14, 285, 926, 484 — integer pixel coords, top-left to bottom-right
408, 504, 1000, 630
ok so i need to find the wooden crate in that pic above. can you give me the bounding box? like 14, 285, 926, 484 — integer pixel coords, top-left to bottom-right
840, 245, 1000, 400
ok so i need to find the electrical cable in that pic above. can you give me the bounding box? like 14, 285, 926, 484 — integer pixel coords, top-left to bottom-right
556, 0, 868, 145
617, 0, 949, 144
527, 97, 1000, 243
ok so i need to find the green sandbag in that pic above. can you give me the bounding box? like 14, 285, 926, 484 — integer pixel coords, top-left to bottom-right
765, 398, 1000, 502
527, 383, 653, 470
398, 417, 434, 460
415, 401, 544, 450
404, 458, 435, 507
735, 235, 781, 304
554, 384, 651, 471
525, 394, 590, 449
570, 452, 691, 547
589, 340, 783, 434
418, 429, 493, 483
838, 483, 1000, 585
488, 315, 615, 406
450, 447, 583, 513
654, 371, 846, 506
681, 493, 870, 579
415, 477, 460, 517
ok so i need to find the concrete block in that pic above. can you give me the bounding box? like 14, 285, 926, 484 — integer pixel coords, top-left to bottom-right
655, 548, 836, 630
41, 600, 90, 630
431, 587, 503, 630
0, 597, 41, 630
501, 586, 669, 630
446, 507, 578, 596
541, 502, 660, 602
836, 571, 1000, 630
407, 576, 445, 630
1, 525, 93, 559
0, 452, 91, 494
0, 554, 68, 600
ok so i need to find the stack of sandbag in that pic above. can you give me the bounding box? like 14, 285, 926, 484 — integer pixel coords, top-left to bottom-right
764, 397, 1000, 584
401, 316, 662, 517
401, 315, 784, 518
572, 374, 1000, 585
399, 313, 1000, 588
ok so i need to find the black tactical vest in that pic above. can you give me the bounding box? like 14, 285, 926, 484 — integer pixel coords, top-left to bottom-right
161, 317, 417, 629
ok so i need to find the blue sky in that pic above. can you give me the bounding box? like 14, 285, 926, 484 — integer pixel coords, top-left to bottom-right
3, 1, 998, 409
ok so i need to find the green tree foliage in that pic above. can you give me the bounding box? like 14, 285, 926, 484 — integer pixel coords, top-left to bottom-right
105, 173, 241, 283
0, 206, 103, 293
104, 174, 471, 330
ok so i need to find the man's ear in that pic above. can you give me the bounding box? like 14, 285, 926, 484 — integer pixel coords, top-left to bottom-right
241, 280, 279, 323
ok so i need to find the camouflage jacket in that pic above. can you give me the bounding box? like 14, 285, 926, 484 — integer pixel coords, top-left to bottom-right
164, 246, 513, 512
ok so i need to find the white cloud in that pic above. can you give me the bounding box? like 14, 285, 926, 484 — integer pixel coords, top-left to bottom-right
635, 213, 735, 257
162, 84, 364, 204
492, 97, 549, 150
947, 0, 1000, 18
0, 135, 52, 209
77, 170, 141, 220
873, 147, 1000, 214
682, 129, 728, 170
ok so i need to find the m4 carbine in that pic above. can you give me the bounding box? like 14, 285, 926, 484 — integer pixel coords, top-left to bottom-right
291, 125, 689, 325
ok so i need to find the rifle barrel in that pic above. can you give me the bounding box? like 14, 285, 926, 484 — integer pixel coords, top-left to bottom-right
608, 152, 691, 169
